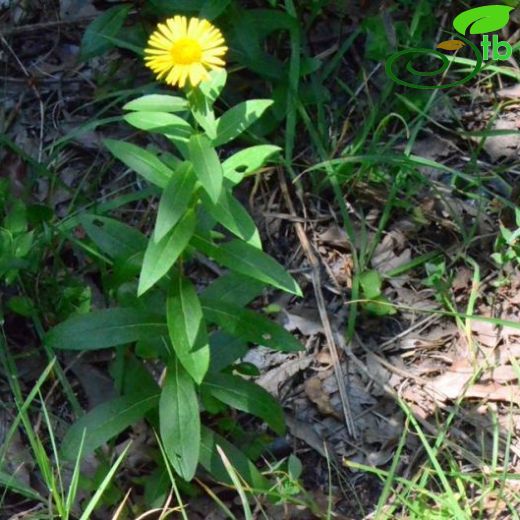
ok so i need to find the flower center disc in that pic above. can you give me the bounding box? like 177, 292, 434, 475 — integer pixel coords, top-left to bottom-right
171, 38, 203, 64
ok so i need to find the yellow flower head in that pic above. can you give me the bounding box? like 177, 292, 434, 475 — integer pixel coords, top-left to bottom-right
144, 16, 227, 88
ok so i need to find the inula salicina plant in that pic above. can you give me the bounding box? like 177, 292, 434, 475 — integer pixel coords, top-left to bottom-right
45, 15, 304, 494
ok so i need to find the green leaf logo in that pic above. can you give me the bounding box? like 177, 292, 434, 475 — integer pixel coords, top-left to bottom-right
453, 5, 513, 35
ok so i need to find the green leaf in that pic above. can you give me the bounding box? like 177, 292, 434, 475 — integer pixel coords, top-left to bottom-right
187, 88, 217, 139
80, 214, 147, 260
123, 94, 189, 113
453, 5, 513, 35
213, 100, 273, 147
201, 272, 265, 306
198, 69, 227, 105
160, 359, 200, 480
189, 134, 223, 203
202, 299, 303, 353
222, 145, 281, 184
191, 235, 302, 296
154, 163, 197, 242
203, 373, 285, 435
138, 209, 196, 295
79, 5, 130, 61
61, 392, 159, 459
209, 332, 248, 373
123, 111, 193, 138
124, 112, 193, 155
104, 139, 172, 188
364, 296, 397, 316
359, 270, 382, 300
200, 0, 232, 20
147, 0, 204, 14
7, 295, 35, 317
199, 426, 269, 490
118, 355, 161, 398
46, 308, 168, 350
227, 9, 284, 81
167, 271, 210, 384
0, 471, 43, 501
201, 190, 261, 247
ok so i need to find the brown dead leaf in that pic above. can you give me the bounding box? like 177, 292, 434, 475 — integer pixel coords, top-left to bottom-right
365, 353, 391, 396
370, 230, 410, 289
257, 357, 312, 396
465, 382, 520, 404
318, 224, 350, 248
429, 359, 474, 400
483, 117, 520, 162
470, 319, 500, 348
366, 448, 395, 467
429, 359, 520, 404
304, 376, 341, 419
282, 308, 323, 336
412, 135, 451, 178
482, 365, 518, 384
286, 415, 328, 458
497, 84, 520, 99
452, 267, 472, 292
499, 323, 520, 340
437, 39, 466, 51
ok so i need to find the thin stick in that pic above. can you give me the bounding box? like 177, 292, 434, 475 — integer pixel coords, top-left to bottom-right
278, 168, 358, 438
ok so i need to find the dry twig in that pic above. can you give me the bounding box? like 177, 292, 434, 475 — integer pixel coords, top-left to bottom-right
277, 168, 358, 438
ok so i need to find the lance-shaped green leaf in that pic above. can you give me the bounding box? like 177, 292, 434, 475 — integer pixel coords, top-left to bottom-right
160, 359, 200, 480
213, 100, 273, 147
202, 299, 303, 352
167, 271, 210, 384
154, 162, 197, 242
80, 214, 147, 260
201, 189, 261, 248
46, 308, 168, 350
80, 5, 130, 61
0, 471, 43, 501
198, 69, 227, 105
222, 145, 281, 184
199, 426, 269, 490
201, 272, 265, 306
104, 139, 173, 188
61, 391, 159, 459
138, 209, 196, 295
123, 94, 188, 113
124, 112, 193, 156
208, 332, 248, 373
189, 134, 223, 203
453, 5, 513, 35
191, 235, 302, 296
187, 88, 217, 139
203, 373, 285, 435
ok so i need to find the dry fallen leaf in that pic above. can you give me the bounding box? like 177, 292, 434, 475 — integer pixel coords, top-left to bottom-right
257, 357, 312, 396
286, 415, 328, 458
304, 376, 341, 419
428, 359, 474, 400
482, 365, 518, 384
465, 382, 520, 404
497, 84, 520, 99
470, 319, 500, 348
282, 308, 324, 336
437, 39, 466, 51
483, 117, 520, 162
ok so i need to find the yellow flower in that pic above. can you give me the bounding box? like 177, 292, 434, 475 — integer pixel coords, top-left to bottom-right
144, 16, 227, 88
